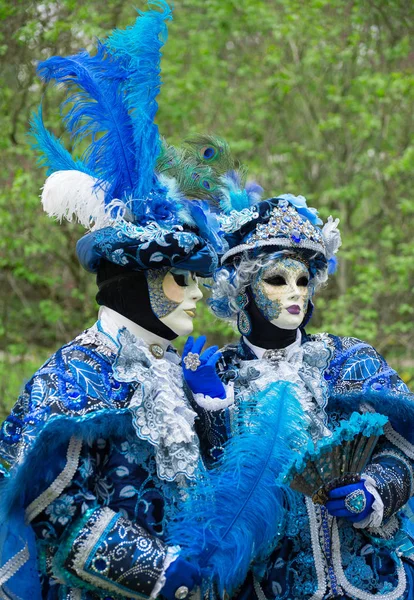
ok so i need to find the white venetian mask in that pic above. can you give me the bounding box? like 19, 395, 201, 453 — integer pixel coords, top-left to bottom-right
146, 268, 203, 336
251, 256, 311, 330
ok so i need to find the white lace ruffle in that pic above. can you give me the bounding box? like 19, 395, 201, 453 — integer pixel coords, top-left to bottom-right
113, 328, 200, 482
352, 474, 384, 530
150, 545, 180, 600
193, 382, 235, 411
242, 337, 332, 442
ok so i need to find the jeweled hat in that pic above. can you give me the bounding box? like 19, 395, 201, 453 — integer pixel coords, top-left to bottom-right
219, 193, 341, 270
31, 1, 230, 277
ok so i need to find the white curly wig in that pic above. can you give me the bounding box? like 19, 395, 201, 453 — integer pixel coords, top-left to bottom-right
208, 249, 329, 328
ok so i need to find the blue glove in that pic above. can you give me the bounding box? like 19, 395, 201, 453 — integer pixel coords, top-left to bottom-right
325, 481, 375, 523
162, 557, 202, 600
182, 335, 225, 399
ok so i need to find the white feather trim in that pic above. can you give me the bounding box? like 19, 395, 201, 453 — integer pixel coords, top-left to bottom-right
41, 170, 111, 229
322, 215, 342, 259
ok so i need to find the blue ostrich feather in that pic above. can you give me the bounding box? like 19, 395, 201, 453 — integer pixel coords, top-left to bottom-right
104, 0, 173, 207
166, 381, 310, 595
36, 44, 136, 202
30, 107, 92, 176
33, 1, 172, 217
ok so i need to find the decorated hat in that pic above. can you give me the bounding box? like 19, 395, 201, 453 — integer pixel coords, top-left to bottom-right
31, 1, 239, 277
218, 193, 341, 273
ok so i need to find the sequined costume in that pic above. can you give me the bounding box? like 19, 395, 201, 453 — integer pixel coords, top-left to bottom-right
174, 189, 414, 599
0, 2, 237, 597
0, 307, 214, 599
199, 332, 414, 600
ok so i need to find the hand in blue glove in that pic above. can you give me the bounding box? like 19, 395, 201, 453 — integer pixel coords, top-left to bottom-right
182, 335, 225, 399
162, 557, 202, 600
325, 481, 375, 523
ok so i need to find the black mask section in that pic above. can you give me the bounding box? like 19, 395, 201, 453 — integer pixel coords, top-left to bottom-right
96, 260, 178, 341
243, 287, 298, 350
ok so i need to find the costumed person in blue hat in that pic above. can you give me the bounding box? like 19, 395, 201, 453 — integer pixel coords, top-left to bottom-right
177, 183, 414, 599
0, 3, 243, 599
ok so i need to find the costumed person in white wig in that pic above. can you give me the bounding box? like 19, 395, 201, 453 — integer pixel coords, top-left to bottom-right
0, 3, 245, 599
170, 181, 414, 599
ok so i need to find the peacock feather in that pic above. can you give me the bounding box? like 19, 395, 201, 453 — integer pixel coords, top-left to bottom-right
184, 134, 235, 174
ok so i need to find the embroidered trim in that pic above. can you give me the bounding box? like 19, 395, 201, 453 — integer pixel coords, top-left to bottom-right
306, 498, 327, 600
69, 589, 82, 600
253, 576, 268, 600
331, 519, 407, 599
0, 542, 29, 586
384, 423, 414, 460
26, 436, 83, 524
69, 507, 158, 599
221, 237, 325, 264
373, 449, 414, 497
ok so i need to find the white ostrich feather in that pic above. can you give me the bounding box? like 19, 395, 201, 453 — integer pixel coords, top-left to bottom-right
322, 216, 342, 259
41, 170, 111, 230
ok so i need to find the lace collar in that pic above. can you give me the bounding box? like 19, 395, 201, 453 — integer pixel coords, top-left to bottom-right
111, 328, 200, 482
78, 310, 200, 482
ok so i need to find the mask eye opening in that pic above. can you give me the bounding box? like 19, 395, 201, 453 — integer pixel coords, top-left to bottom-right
171, 273, 188, 287
297, 276, 309, 287
263, 274, 286, 286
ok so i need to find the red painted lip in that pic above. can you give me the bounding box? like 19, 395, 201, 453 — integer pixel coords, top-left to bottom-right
286, 305, 301, 315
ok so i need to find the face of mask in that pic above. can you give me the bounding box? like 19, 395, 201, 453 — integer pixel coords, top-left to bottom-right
251, 256, 311, 330
146, 267, 203, 336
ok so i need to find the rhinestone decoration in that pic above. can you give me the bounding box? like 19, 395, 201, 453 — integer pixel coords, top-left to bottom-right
237, 309, 252, 336
183, 352, 201, 372
263, 349, 287, 364
344, 489, 366, 514
175, 586, 189, 599
149, 343, 165, 359
250, 200, 324, 248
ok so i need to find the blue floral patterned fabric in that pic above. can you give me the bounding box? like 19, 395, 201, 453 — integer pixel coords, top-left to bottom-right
0, 322, 200, 600
203, 332, 414, 600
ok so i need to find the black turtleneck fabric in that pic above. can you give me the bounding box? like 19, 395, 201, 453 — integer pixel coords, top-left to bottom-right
96, 260, 178, 341
244, 287, 298, 350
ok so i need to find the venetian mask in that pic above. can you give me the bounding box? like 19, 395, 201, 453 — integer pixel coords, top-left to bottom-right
146, 267, 203, 336
251, 256, 311, 330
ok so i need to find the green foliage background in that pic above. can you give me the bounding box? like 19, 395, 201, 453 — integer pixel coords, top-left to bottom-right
1, 0, 414, 419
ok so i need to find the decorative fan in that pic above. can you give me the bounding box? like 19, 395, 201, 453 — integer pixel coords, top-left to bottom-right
285, 411, 388, 504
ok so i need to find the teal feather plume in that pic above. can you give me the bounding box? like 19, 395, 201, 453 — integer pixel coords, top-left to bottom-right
105, 0, 173, 200
166, 381, 310, 596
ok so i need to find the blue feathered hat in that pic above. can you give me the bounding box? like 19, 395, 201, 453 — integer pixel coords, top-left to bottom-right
31, 1, 228, 277
218, 193, 342, 275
